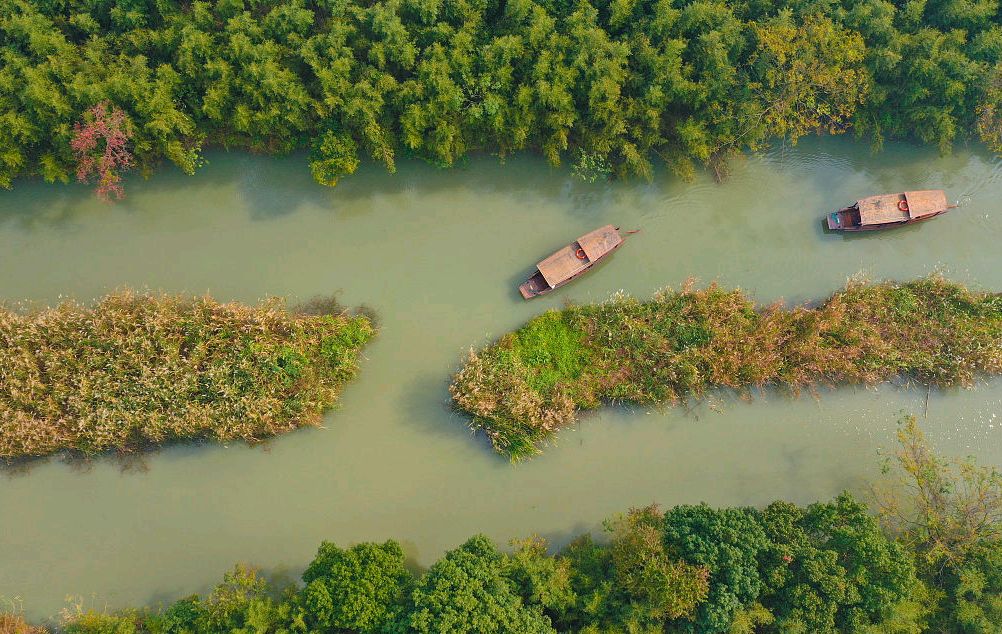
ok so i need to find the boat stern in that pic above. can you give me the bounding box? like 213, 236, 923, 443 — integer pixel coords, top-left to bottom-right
519, 270, 550, 300
826, 211, 843, 231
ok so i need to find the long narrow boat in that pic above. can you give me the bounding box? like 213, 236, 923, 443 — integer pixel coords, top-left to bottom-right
826, 190, 952, 232
519, 225, 624, 299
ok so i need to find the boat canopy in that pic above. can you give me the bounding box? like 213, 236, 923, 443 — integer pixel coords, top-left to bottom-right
537, 225, 622, 287
857, 190, 947, 226
578, 225, 622, 260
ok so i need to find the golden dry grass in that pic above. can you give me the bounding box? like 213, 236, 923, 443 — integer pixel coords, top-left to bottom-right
0, 291, 375, 460
0, 612, 46, 634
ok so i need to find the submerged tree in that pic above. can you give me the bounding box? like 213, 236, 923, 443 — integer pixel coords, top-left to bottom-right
876, 416, 1002, 632
70, 102, 134, 201
877, 416, 1002, 566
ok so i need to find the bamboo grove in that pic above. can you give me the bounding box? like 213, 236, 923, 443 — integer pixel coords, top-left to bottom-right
2, 0, 1002, 191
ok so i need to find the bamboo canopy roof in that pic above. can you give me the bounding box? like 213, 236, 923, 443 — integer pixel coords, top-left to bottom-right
537, 225, 623, 287
857, 190, 948, 226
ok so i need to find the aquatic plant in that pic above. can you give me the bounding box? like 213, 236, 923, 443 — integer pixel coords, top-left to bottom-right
0, 291, 375, 460
0, 607, 45, 634
450, 276, 1002, 460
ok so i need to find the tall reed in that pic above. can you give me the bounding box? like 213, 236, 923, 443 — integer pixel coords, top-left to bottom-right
450, 277, 1002, 460
0, 291, 375, 460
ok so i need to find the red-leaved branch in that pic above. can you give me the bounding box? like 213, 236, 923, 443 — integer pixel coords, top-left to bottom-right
70, 102, 134, 200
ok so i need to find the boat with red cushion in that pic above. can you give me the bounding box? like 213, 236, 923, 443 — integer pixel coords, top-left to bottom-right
826, 190, 953, 232
519, 225, 625, 299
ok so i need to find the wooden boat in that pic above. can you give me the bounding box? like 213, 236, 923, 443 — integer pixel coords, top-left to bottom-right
826, 190, 952, 232
519, 225, 624, 299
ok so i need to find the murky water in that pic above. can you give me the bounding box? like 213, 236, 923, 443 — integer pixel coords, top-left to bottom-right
2, 138, 1002, 619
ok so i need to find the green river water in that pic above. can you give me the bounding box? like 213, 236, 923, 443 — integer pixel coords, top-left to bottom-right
2, 138, 1002, 619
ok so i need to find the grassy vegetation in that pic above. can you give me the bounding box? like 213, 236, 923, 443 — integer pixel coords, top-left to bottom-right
451, 276, 1002, 460
0, 611, 44, 634
9, 417, 1001, 633
0, 291, 375, 460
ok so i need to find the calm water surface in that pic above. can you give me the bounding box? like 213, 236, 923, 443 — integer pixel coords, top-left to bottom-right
2, 138, 1002, 618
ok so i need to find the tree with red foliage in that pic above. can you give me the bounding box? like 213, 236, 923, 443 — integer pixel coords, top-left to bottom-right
70, 102, 134, 200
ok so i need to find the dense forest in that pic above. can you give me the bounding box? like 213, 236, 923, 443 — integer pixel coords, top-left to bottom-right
1, 0, 1001, 193
5, 418, 1002, 633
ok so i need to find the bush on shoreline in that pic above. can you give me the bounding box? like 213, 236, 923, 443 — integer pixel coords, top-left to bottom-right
12, 418, 1001, 633
1, 0, 1001, 192
0, 290, 375, 460
451, 276, 1002, 460
10, 495, 917, 634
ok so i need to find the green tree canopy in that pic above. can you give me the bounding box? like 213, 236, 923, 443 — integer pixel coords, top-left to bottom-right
400, 534, 555, 633
301, 540, 413, 633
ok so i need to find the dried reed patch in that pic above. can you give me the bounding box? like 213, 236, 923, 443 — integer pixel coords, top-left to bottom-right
0, 291, 375, 460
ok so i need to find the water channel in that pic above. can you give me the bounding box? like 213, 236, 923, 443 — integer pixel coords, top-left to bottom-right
2, 137, 1002, 618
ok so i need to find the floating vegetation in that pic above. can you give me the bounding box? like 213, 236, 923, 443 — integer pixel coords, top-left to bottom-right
0, 291, 375, 460
451, 276, 1002, 461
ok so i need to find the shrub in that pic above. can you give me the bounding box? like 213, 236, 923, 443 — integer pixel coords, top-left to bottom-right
301, 541, 412, 633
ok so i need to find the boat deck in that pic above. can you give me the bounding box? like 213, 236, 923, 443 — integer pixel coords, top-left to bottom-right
535, 225, 621, 287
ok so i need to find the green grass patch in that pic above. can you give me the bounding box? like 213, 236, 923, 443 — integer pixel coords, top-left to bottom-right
451, 276, 1002, 461
511, 311, 592, 394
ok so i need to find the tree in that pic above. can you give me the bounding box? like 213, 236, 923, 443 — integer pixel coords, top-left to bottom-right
508, 536, 577, 618
400, 535, 554, 633
749, 12, 870, 145
877, 416, 1002, 567
977, 64, 1002, 153
300, 540, 413, 633
553, 506, 709, 632
757, 495, 917, 632
607, 505, 709, 622
661, 504, 769, 633
194, 565, 293, 634
70, 101, 134, 200
876, 416, 1002, 632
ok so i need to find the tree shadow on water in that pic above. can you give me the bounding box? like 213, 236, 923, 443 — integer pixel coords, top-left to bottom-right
0, 183, 94, 232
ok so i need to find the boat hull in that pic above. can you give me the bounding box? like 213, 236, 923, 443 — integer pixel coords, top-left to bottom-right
519, 241, 623, 299
827, 208, 947, 232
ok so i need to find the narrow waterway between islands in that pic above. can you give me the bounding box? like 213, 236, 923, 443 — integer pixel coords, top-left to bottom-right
2, 137, 1002, 618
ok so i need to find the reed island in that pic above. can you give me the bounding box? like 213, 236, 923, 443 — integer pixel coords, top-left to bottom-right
0, 291, 374, 460
451, 276, 1002, 460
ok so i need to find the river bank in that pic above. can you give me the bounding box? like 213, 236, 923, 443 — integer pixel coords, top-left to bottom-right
9, 418, 1000, 633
